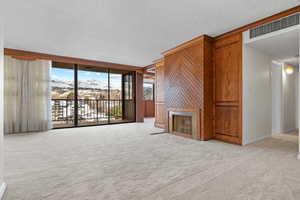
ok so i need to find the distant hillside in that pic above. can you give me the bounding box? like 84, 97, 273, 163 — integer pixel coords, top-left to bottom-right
51, 79, 121, 90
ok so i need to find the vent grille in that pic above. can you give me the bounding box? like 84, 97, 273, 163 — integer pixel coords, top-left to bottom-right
250, 13, 299, 38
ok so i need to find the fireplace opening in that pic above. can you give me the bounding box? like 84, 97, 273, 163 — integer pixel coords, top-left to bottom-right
168, 110, 198, 139
172, 115, 192, 135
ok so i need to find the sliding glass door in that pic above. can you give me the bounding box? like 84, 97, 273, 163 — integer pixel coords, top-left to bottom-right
51, 63, 75, 128
108, 71, 123, 123
51, 62, 135, 128
78, 66, 109, 126
123, 72, 135, 122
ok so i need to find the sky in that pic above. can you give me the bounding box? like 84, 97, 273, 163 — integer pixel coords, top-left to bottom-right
52, 68, 122, 81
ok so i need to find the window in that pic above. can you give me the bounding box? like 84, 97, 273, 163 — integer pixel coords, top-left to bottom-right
51, 62, 136, 128
51, 66, 75, 128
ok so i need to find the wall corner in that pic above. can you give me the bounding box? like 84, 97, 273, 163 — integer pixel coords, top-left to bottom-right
0, 182, 6, 200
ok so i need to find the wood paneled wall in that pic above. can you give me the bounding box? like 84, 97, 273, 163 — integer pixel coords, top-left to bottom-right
163, 35, 213, 140
154, 59, 166, 129
135, 72, 145, 122
149, 5, 300, 145
144, 101, 155, 117
154, 34, 242, 144
213, 34, 243, 144
155, 34, 242, 144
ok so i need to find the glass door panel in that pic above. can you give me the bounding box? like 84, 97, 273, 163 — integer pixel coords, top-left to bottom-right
78, 65, 109, 126
51, 63, 75, 128
123, 72, 135, 122
51, 62, 136, 128
109, 71, 123, 123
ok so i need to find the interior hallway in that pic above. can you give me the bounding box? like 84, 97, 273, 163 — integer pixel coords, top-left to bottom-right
3, 119, 300, 200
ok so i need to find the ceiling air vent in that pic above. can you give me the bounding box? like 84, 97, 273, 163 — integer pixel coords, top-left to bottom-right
250, 13, 299, 39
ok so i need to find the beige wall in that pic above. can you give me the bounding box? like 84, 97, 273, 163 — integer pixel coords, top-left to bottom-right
282, 63, 299, 132
271, 61, 283, 135
0, 19, 4, 189
243, 45, 272, 144
271, 62, 299, 135
298, 32, 300, 160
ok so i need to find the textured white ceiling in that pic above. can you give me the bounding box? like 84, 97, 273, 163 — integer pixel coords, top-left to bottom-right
3, 0, 300, 66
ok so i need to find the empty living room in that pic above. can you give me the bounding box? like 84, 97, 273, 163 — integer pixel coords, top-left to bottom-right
1, 1, 300, 200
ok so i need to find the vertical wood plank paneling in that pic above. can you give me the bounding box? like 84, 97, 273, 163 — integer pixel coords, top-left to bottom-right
213, 33, 243, 145
215, 44, 240, 103
154, 60, 166, 128
135, 72, 144, 122
202, 38, 214, 140
144, 101, 155, 117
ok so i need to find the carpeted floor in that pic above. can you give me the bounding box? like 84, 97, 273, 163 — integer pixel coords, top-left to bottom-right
3, 118, 300, 200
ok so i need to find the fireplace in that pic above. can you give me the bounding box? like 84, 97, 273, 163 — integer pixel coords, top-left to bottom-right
168, 110, 199, 139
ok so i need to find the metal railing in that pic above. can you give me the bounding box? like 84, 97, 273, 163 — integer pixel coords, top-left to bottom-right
51, 99, 123, 126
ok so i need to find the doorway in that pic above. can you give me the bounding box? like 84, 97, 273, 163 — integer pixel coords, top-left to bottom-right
243, 27, 299, 148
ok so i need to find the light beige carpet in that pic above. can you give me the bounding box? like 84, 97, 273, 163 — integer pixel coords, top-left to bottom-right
3, 119, 300, 200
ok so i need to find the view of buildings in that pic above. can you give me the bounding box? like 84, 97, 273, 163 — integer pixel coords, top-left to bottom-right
51, 68, 123, 126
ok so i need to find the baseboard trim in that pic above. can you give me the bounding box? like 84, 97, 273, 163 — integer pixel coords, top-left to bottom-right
283, 128, 299, 134
0, 182, 6, 200
272, 128, 298, 136
244, 135, 271, 145
297, 154, 300, 160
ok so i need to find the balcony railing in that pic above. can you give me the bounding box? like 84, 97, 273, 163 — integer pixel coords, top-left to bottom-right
51, 99, 123, 127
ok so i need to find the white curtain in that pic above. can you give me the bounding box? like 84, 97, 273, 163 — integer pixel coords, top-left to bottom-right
4, 56, 52, 134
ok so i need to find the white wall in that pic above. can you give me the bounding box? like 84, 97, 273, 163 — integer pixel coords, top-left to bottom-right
0, 18, 5, 197
282, 64, 299, 132
243, 45, 272, 144
272, 62, 299, 135
295, 67, 299, 129
298, 32, 300, 160
271, 61, 283, 135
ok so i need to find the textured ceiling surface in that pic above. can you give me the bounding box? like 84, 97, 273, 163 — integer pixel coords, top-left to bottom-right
3, 0, 300, 66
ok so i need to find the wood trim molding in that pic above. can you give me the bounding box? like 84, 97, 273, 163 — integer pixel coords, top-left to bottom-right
154, 58, 164, 67
135, 71, 145, 122
143, 64, 155, 73
11, 55, 37, 61
144, 75, 155, 80
144, 72, 155, 76
162, 35, 213, 56
214, 134, 242, 145
214, 34, 241, 47
153, 58, 164, 63
4, 48, 143, 72
215, 5, 300, 40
